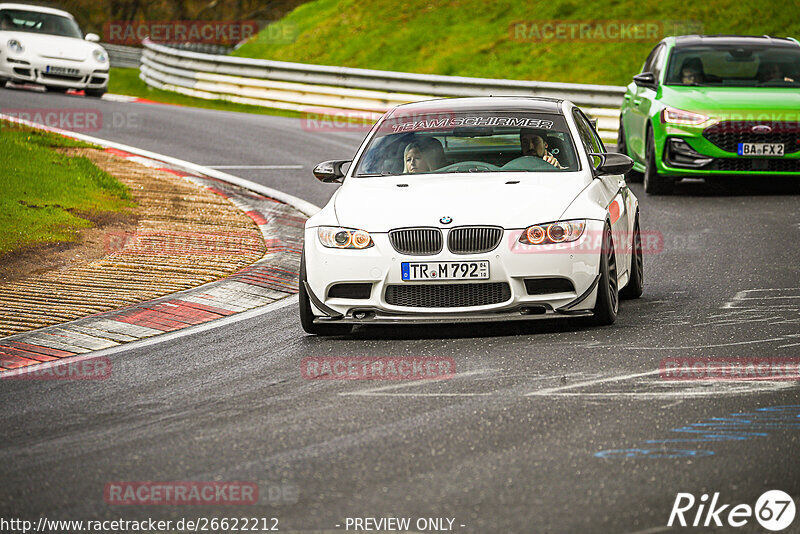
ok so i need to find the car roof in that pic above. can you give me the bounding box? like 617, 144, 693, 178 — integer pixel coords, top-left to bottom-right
0, 3, 74, 18
390, 96, 564, 116
670, 35, 799, 49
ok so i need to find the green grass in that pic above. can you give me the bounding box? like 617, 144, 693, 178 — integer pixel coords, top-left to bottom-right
108, 68, 305, 117
0, 122, 135, 254
234, 0, 800, 86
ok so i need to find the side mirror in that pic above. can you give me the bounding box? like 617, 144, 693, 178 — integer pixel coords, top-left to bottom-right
313, 160, 350, 183
85, 33, 101, 43
590, 152, 634, 176
633, 72, 656, 89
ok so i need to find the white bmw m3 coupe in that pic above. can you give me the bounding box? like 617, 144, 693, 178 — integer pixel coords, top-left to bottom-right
0, 3, 109, 96
300, 97, 642, 335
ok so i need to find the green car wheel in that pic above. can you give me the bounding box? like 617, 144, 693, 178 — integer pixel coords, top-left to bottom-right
644, 128, 674, 195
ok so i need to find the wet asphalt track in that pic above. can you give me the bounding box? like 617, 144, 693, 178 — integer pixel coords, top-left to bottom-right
1, 87, 799, 533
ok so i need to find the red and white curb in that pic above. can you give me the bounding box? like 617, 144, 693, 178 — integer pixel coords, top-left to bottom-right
0, 114, 319, 374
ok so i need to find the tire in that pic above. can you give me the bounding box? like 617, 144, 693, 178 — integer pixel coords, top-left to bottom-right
619, 214, 643, 300
299, 250, 352, 336
643, 127, 674, 195
85, 88, 106, 98
617, 119, 642, 183
591, 224, 619, 325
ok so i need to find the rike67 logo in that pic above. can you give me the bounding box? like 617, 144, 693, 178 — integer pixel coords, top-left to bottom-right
668, 490, 796, 531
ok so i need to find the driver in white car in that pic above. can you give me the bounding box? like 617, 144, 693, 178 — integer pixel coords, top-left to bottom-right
519, 129, 563, 168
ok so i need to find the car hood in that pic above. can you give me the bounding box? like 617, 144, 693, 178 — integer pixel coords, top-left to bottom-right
333, 173, 589, 232
660, 85, 800, 120
2, 31, 99, 61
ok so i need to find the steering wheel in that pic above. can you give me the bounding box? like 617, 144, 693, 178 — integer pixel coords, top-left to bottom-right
438, 161, 500, 173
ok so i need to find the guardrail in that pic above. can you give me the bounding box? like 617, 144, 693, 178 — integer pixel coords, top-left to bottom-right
139, 39, 625, 141
104, 43, 142, 69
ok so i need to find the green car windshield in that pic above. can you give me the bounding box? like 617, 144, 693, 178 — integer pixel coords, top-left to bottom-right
665, 45, 800, 87
353, 112, 580, 176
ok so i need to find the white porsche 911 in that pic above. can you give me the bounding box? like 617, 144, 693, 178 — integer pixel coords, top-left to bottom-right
0, 3, 108, 96
300, 97, 643, 335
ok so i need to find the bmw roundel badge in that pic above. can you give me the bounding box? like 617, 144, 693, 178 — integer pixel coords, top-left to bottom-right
440, 216, 452, 224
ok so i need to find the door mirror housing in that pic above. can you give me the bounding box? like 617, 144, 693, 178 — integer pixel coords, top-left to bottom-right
590, 152, 634, 176
313, 160, 350, 183
85, 33, 101, 43
633, 72, 656, 89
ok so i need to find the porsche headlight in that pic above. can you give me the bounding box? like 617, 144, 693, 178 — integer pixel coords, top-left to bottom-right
519, 220, 586, 245
7, 39, 24, 54
93, 48, 108, 63
318, 227, 374, 249
661, 106, 709, 126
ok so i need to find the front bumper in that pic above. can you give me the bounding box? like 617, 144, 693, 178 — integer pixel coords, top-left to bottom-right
654, 121, 800, 176
0, 55, 108, 89
304, 222, 605, 325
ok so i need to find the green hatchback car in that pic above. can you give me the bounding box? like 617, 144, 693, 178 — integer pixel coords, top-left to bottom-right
618, 35, 800, 194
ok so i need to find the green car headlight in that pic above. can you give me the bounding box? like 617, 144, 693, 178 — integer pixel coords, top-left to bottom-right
661, 106, 709, 126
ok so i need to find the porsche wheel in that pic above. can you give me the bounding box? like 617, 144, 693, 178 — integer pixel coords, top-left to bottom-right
299, 251, 352, 336
85, 88, 106, 98
643, 128, 674, 195
619, 214, 643, 300
591, 224, 619, 325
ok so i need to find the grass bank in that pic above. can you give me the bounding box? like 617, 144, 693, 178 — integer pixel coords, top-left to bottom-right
234, 0, 800, 85
0, 123, 134, 254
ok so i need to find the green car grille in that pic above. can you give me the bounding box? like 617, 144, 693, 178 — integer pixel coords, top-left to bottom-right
703, 121, 800, 154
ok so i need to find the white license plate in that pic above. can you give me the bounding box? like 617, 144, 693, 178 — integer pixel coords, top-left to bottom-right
737, 143, 784, 156
46, 66, 80, 76
401, 261, 489, 281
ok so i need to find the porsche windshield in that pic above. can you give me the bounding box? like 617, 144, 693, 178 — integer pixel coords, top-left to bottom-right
665, 45, 800, 87
354, 111, 579, 176
0, 9, 83, 39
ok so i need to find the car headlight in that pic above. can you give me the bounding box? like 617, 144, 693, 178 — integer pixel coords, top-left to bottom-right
519, 220, 586, 245
661, 106, 709, 126
93, 49, 108, 63
7, 39, 24, 53
317, 227, 374, 249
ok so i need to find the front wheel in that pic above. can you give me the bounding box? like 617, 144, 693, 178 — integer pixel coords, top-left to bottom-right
619, 214, 643, 300
299, 251, 352, 336
85, 88, 106, 98
643, 128, 674, 195
591, 224, 619, 325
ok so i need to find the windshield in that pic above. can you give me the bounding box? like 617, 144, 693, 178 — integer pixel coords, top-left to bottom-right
665, 45, 800, 87
353, 111, 579, 176
0, 9, 83, 39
